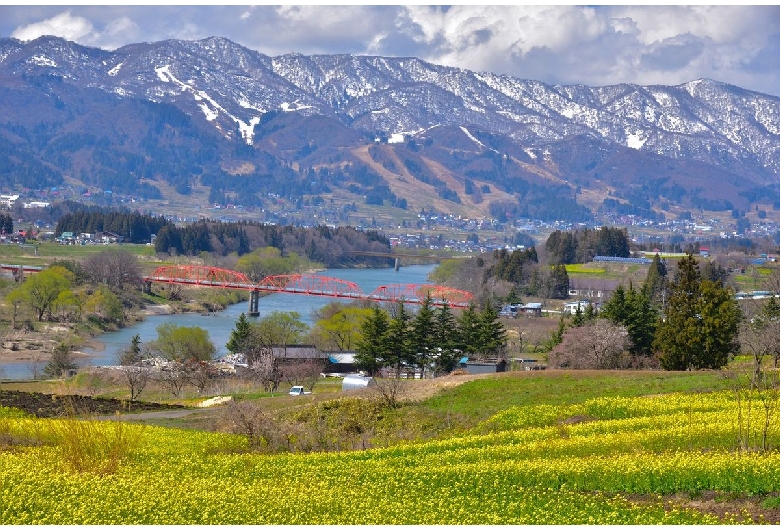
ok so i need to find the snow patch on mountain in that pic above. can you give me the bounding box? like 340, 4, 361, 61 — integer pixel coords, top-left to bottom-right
281, 101, 313, 112
626, 130, 647, 149
30, 55, 56, 67
240, 117, 261, 145
108, 63, 123, 76
199, 102, 218, 121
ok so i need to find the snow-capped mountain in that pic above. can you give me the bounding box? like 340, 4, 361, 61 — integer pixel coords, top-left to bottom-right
1, 35, 779, 221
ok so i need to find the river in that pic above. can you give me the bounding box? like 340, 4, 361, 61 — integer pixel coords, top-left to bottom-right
0, 264, 437, 380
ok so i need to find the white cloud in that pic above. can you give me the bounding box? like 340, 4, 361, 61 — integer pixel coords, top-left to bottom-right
11, 11, 97, 43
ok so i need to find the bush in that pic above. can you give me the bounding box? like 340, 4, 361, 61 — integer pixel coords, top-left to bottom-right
51, 416, 145, 475
49, 398, 146, 474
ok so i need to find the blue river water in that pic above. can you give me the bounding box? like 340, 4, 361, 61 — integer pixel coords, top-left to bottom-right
0, 264, 437, 380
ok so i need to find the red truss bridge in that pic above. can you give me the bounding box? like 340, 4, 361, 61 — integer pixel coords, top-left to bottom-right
143, 265, 474, 315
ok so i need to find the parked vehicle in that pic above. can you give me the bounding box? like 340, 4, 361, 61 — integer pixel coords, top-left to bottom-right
289, 386, 311, 396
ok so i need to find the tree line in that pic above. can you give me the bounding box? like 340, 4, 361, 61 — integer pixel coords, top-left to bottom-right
55, 209, 173, 244
545, 226, 630, 265
155, 220, 392, 268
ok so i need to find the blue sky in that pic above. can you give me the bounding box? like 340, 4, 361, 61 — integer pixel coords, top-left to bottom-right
2, 5, 779, 96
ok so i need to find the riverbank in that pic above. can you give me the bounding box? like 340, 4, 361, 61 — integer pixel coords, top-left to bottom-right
0, 301, 176, 368
0, 338, 106, 365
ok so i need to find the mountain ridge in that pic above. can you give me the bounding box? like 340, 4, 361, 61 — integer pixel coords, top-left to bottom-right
1, 35, 779, 226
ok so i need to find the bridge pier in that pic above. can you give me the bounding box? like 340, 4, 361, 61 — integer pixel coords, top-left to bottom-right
394, 258, 400, 271
248, 290, 260, 317
143, 281, 152, 294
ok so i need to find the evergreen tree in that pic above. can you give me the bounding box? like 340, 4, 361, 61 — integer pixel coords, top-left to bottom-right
355, 306, 390, 376
549, 264, 570, 299
643, 254, 668, 307
385, 303, 414, 375
119, 334, 143, 365
44, 342, 78, 378
478, 303, 508, 358
226, 313, 253, 356
544, 313, 566, 352
411, 294, 437, 376
457, 303, 482, 357
602, 284, 657, 356
432, 302, 460, 373
601, 284, 628, 323
571, 304, 586, 327
623, 286, 657, 357
654, 253, 741, 370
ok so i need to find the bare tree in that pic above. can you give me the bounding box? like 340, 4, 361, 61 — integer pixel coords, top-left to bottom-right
281, 358, 326, 391
370, 369, 408, 408
548, 320, 632, 369
118, 334, 151, 401
739, 294, 780, 384
122, 365, 152, 401
154, 362, 188, 397
82, 248, 142, 291
27, 350, 45, 380
184, 359, 219, 394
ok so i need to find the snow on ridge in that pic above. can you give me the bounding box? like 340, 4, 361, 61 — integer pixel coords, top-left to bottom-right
108, 62, 123, 76
460, 126, 499, 153
155, 65, 260, 144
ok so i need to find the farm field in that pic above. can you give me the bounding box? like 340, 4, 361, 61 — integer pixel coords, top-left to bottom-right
2, 370, 779, 524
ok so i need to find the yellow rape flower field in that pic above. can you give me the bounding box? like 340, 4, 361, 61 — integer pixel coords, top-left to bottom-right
3, 385, 780, 525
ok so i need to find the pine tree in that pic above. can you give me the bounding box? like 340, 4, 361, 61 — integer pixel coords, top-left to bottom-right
546, 313, 566, 350
624, 286, 657, 356
654, 253, 741, 370
226, 313, 253, 356
549, 264, 570, 299
355, 306, 390, 376
119, 334, 143, 365
457, 303, 482, 357
643, 253, 667, 307
601, 284, 628, 323
601, 284, 658, 357
411, 294, 436, 376
571, 304, 586, 327
432, 302, 460, 373
478, 303, 508, 358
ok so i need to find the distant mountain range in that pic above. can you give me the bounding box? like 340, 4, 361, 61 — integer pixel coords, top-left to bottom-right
1, 35, 779, 224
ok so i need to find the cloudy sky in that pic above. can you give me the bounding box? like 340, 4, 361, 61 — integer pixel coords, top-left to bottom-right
2, 5, 779, 96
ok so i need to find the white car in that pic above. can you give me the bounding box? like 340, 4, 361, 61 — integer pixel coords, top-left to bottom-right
289, 386, 311, 396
